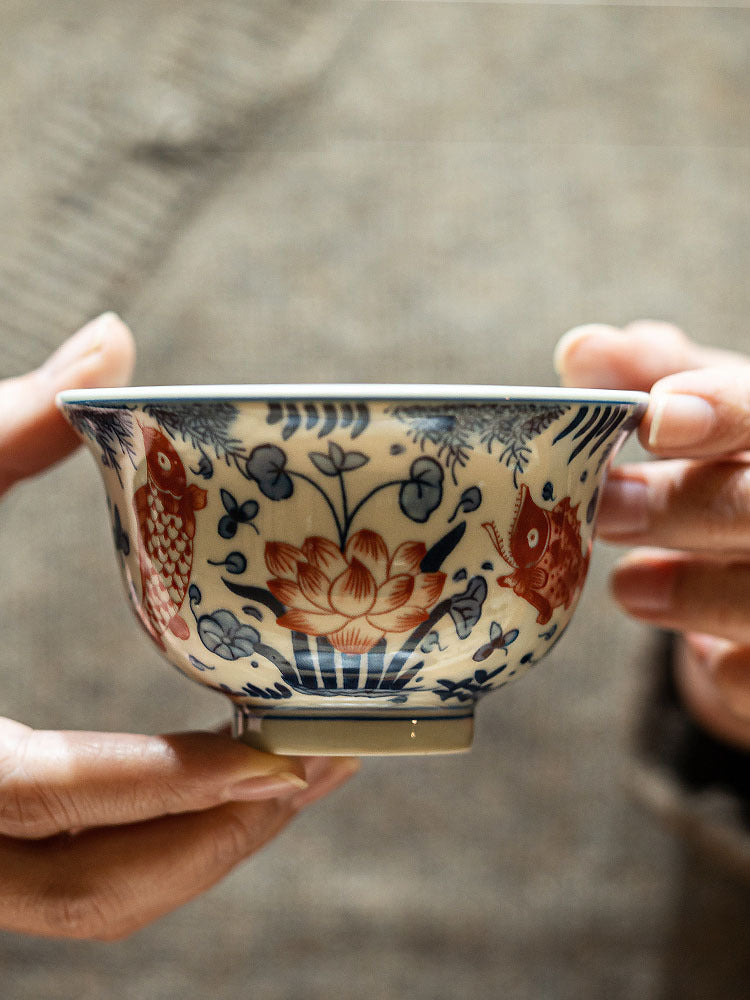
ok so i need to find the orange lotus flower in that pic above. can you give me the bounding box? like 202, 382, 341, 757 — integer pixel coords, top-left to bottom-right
265, 529, 447, 655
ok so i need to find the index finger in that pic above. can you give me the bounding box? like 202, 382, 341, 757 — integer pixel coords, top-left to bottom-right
644, 366, 750, 458
0, 313, 135, 496
0, 718, 309, 839
554, 321, 748, 393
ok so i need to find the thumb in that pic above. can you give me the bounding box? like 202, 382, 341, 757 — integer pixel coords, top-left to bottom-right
554, 321, 748, 392
0, 313, 135, 496
0, 717, 310, 839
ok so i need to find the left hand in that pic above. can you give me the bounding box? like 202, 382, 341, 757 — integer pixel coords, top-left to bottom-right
555, 321, 750, 750
0, 315, 360, 940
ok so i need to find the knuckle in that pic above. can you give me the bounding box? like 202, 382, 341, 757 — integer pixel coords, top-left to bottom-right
0, 786, 50, 838
0, 727, 80, 838
695, 464, 750, 526
40, 881, 118, 941
0, 780, 75, 839
721, 466, 750, 520
208, 802, 286, 871
149, 776, 217, 816
210, 809, 259, 868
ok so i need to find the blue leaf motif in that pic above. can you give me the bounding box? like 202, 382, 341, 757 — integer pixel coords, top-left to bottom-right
246, 444, 293, 500
420, 631, 445, 654
112, 505, 130, 556
224, 551, 247, 574
218, 490, 259, 537
328, 441, 345, 469
218, 515, 238, 539
221, 489, 239, 515
399, 457, 444, 523
208, 551, 248, 574
449, 576, 487, 639
189, 654, 215, 672
586, 486, 600, 525
238, 499, 259, 522
448, 486, 482, 522
192, 453, 214, 479
309, 451, 339, 476
198, 610, 260, 660
341, 450, 369, 471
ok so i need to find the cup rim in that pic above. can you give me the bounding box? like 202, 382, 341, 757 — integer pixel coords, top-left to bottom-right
57, 384, 650, 407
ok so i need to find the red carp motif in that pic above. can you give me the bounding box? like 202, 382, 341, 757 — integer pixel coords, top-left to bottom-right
483, 484, 590, 626
133, 426, 208, 648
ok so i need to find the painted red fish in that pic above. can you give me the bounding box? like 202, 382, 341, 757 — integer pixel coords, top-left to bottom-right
133, 426, 208, 648
483, 484, 590, 626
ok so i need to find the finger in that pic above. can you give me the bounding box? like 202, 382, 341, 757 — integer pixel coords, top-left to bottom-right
0, 798, 293, 939
0, 755, 359, 940
673, 634, 750, 751
597, 459, 750, 553
641, 366, 750, 458
611, 548, 750, 645
0, 313, 135, 496
0, 718, 309, 839
554, 321, 748, 392
289, 754, 361, 811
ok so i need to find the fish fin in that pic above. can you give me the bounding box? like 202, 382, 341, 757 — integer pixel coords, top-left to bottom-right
134, 484, 149, 534
187, 483, 208, 510
530, 594, 553, 625
168, 614, 190, 640
527, 567, 548, 589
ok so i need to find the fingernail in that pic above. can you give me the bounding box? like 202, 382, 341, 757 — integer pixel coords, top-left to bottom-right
611, 556, 676, 616
225, 771, 308, 802
597, 475, 650, 537
553, 326, 592, 376
648, 393, 716, 451
553, 324, 622, 385
43, 312, 122, 380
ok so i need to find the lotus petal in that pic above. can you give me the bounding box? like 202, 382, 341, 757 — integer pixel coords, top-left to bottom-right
267, 578, 322, 613
297, 561, 333, 610
411, 572, 447, 609
265, 541, 304, 577
301, 536, 348, 578
328, 617, 385, 654
329, 558, 377, 617
276, 608, 348, 637
369, 574, 414, 615
367, 605, 429, 634
388, 540, 426, 576
345, 529, 389, 584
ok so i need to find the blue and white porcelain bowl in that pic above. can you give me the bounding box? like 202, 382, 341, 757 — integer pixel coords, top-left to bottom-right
57, 384, 647, 755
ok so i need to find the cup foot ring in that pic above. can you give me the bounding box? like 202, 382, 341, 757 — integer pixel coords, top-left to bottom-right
231, 709, 475, 756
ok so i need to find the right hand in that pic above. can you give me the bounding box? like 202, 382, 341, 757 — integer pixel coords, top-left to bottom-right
555, 321, 750, 749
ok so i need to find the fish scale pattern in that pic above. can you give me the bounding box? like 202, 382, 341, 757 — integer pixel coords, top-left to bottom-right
142, 484, 193, 634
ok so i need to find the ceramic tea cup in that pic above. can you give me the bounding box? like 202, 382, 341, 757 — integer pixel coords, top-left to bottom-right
57, 384, 647, 755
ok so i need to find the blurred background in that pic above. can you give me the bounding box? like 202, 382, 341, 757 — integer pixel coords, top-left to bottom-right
1, 1, 749, 997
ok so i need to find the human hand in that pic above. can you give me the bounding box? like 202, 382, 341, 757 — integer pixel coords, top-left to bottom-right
0, 314, 359, 939
555, 321, 750, 751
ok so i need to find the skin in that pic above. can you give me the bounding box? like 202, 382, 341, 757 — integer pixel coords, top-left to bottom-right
555, 320, 750, 751
0, 314, 360, 940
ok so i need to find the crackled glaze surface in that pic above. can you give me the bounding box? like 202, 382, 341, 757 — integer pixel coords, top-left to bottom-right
59, 387, 646, 753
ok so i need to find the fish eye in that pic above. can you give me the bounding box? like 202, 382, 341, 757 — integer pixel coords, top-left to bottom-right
527, 528, 539, 548
157, 452, 172, 472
